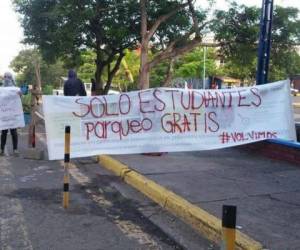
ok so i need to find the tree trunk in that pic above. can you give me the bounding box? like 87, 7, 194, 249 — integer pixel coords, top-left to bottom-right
104, 52, 125, 94
139, 43, 150, 89
28, 86, 42, 147
138, 0, 150, 90
95, 43, 104, 95
138, 0, 196, 90
241, 78, 245, 87
28, 59, 42, 147
95, 62, 104, 95
163, 59, 174, 87
34, 60, 42, 91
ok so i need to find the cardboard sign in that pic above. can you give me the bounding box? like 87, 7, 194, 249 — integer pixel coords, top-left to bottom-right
0, 87, 25, 130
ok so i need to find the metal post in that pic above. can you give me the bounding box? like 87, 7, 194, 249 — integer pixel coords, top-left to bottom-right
221, 205, 236, 250
63, 126, 71, 208
256, 0, 274, 85
203, 46, 206, 88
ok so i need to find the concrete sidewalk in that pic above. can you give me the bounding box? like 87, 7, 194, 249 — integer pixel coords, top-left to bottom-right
112, 148, 300, 249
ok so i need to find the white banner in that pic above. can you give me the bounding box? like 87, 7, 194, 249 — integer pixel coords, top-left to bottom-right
43, 80, 296, 160
0, 87, 25, 130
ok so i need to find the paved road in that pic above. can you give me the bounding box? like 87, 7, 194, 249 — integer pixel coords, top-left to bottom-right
1, 94, 299, 249
0, 129, 215, 250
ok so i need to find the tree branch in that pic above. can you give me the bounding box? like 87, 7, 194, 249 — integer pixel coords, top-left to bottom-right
163, 58, 174, 87
159, 20, 212, 57
149, 38, 218, 69
104, 51, 125, 94
146, 2, 189, 42
187, 0, 200, 38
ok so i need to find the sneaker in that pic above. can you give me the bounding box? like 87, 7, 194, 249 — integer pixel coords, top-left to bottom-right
13, 150, 20, 157
0, 151, 4, 156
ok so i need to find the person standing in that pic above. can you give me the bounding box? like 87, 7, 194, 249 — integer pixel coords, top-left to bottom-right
63, 69, 87, 96
0, 72, 19, 156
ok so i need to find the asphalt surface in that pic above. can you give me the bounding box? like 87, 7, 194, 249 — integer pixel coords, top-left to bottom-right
1, 96, 299, 250
0, 128, 216, 250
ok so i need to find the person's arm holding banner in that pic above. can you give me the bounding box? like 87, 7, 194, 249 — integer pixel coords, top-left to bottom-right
0, 72, 25, 156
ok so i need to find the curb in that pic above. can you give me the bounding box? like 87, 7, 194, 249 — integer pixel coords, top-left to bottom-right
98, 155, 263, 250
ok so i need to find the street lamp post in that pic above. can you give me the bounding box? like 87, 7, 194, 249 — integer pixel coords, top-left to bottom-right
256, 0, 274, 85
203, 46, 206, 88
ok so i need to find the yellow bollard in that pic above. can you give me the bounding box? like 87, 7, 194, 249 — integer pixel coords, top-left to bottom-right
221, 205, 236, 250
63, 126, 71, 209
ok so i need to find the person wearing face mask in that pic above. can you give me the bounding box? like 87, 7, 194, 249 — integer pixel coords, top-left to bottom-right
0, 72, 19, 156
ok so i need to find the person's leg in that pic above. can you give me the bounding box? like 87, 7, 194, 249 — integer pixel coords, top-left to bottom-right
1, 130, 8, 153
10, 129, 18, 151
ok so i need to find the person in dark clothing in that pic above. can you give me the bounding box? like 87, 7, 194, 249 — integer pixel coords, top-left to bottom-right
63, 69, 87, 96
1, 130, 18, 156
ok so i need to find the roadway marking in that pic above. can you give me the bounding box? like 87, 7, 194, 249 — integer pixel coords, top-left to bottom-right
0, 158, 33, 250
59, 161, 161, 249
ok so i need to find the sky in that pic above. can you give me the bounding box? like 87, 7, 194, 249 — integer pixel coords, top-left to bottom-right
0, 1, 24, 75
0, 0, 300, 75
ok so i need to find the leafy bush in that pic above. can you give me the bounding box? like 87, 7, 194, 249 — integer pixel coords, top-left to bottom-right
43, 84, 53, 95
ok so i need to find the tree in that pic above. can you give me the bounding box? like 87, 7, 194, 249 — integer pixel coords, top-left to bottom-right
10, 48, 65, 89
77, 50, 96, 83
212, 2, 300, 82
112, 49, 140, 91
138, 0, 210, 89
174, 47, 218, 78
268, 6, 300, 80
150, 47, 219, 87
76, 49, 140, 92
212, 2, 259, 82
14, 0, 140, 94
